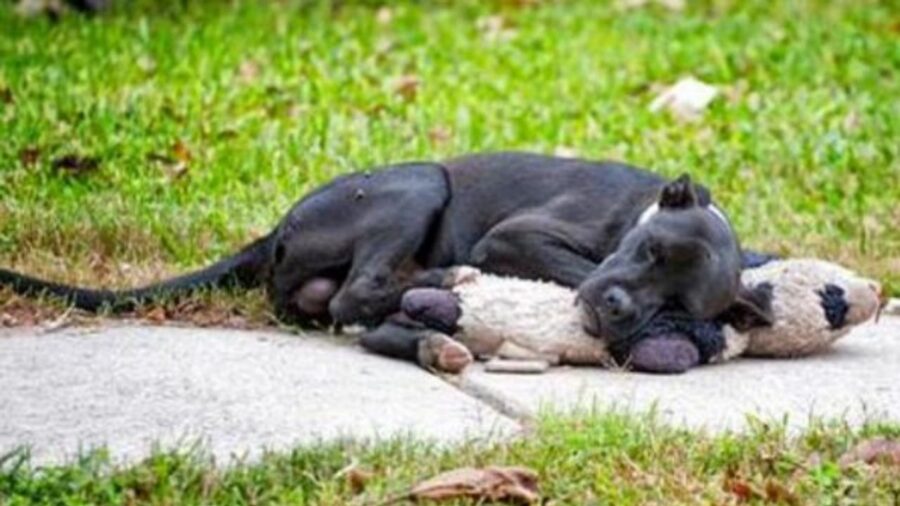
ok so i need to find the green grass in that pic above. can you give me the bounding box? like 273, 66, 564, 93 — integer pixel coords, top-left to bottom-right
1, 3, 899, 502
2, 412, 899, 505
0, 0, 898, 298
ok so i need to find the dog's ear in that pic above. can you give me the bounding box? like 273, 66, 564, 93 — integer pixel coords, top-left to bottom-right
659, 173, 699, 209
720, 282, 774, 332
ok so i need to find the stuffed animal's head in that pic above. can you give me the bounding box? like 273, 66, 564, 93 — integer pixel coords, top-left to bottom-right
728, 259, 882, 358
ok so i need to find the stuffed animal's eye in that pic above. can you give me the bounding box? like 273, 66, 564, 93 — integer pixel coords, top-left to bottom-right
818, 284, 849, 329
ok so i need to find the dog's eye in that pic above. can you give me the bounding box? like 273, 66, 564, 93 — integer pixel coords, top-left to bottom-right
648, 241, 667, 265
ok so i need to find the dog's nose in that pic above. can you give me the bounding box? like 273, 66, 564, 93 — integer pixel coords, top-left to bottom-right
602, 286, 635, 320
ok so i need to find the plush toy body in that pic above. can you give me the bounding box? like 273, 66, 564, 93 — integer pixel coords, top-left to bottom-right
719, 259, 882, 359
450, 272, 612, 367
398, 259, 882, 374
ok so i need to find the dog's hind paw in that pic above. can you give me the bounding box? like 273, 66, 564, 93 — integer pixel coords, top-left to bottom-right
418, 332, 473, 374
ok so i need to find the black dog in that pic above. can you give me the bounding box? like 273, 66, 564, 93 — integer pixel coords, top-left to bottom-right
0, 152, 772, 366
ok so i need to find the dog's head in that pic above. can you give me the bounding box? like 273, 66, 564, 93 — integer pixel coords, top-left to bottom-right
577, 174, 772, 341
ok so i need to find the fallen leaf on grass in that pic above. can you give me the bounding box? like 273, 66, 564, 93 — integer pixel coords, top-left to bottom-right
889, 20, 900, 34
724, 475, 759, 502
839, 438, 900, 468
19, 146, 40, 167
143, 306, 167, 324
51, 154, 100, 175
147, 141, 192, 181
345, 467, 373, 494
172, 140, 192, 163
237, 59, 261, 83
428, 126, 452, 146
649, 76, 718, 121
617, 0, 684, 11
393, 75, 420, 101
334, 461, 374, 495
765, 480, 799, 505
375, 6, 392, 25
477, 15, 518, 42
385, 466, 539, 504
0, 86, 13, 105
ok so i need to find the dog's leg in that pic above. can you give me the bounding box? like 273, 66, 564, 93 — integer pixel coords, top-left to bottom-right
469, 215, 597, 287
359, 320, 473, 373
269, 163, 450, 327
400, 287, 462, 334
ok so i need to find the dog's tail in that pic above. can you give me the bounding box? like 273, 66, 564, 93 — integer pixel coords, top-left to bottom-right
0, 233, 274, 312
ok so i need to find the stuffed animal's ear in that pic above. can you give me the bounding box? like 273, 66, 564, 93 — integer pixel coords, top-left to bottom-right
720, 282, 774, 332
659, 173, 699, 209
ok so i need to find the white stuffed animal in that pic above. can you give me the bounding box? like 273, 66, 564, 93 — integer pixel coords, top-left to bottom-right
719, 259, 883, 359
398, 259, 883, 374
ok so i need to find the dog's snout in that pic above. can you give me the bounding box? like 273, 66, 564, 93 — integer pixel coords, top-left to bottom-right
602, 286, 634, 320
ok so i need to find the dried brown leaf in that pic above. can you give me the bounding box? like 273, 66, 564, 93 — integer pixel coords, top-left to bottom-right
617, 0, 684, 11
395, 466, 539, 504
724, 477, 757, 502
839, 438, 900, 468
347, 468, 373, 495
393, 75, 420, 101
51, 154, 100, 175
333, 461, 374, 495
144, 306, 167, 324
428, 126, 452, 146
238, 59, 261, 83
889, 20, 900, 34
765, 480, 798, 505
0, 86, 13, 105
172, 140, 192, 163
189, 309, 228, 327
19, 146, 40, 167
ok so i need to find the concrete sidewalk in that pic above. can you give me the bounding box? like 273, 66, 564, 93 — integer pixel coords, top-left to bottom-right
1, 313, 898, 465
460, 317, 900, 431
0, 325, 517, 465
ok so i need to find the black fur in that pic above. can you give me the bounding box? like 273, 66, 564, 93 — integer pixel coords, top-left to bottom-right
0, 234, 272, 311
608, 308, 726, 366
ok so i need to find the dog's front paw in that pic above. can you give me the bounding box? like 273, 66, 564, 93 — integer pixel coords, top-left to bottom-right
401, 287, 461, 334
418, 332, 474, 374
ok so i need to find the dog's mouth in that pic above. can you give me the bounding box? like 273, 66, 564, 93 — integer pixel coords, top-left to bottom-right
577, 296, 670, 345
577, 296, 604, 337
